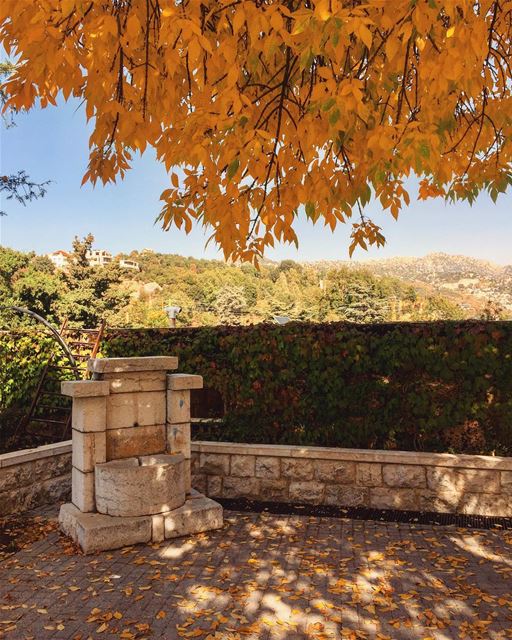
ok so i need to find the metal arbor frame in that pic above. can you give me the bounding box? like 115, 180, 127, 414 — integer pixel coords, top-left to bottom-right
0, 307, 105, 441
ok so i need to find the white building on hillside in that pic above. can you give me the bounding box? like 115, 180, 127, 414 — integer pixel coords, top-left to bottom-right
86, 249, 113, 267
119, 259, 140, 271
47, 250, 72, 270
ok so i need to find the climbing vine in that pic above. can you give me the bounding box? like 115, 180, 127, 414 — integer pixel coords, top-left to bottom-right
103, 321, 512, 456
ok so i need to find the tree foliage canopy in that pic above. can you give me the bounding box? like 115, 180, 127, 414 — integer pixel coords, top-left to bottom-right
1, 1, 511, 262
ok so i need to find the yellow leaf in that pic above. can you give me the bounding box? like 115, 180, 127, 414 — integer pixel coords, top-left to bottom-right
359, 24, 373, 49
126, 15, 139, 40
385, 36, 399, 60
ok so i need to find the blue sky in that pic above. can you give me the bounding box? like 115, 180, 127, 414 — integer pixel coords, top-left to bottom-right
1, 97, 511, 264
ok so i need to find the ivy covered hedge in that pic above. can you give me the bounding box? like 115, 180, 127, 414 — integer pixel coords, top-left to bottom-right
102, 321, 512, 456
0, 330, 62, 450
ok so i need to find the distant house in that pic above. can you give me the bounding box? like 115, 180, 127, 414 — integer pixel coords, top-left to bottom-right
47, 250, 72, 270
119, 259, 140, 271
86, 249, 113, 267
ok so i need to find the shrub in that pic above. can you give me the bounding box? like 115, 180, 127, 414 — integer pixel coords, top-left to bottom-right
0, 330, 78, 451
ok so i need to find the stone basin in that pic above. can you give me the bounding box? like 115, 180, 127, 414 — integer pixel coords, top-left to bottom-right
95, 454, 186, 517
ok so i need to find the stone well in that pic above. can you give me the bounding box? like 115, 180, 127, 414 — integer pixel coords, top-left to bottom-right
95, 454, 186, 517
58, 356, 223, 553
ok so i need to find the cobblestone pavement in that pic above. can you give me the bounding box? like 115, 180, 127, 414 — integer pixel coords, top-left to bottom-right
1, 505, 512, 640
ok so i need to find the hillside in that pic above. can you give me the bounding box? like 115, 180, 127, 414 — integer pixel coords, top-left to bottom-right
325, 253, 512, 315
116, 250, 471, 326
3, 242, 505, 329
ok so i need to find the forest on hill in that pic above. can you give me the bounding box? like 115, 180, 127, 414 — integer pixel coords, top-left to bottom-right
0, 236, 482, 329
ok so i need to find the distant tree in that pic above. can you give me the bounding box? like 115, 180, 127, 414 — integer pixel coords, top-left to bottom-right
340, 279, 388, 323
60, 235, 128, 328
0, 248, 61, 322
417, 296, 465, 321
269, 272, 299, 319
214, 285, 248, 325
12, 266, 61, 321
480, 299, 504, 321
0, 247, 30, 287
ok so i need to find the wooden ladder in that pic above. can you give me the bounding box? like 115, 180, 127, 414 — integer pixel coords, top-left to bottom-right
20, 320, 106, 442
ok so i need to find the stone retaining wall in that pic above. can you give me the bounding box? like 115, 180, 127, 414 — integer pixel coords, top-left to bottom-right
3, 440, 512, 518
191, 442, 512, 517
0, 442, 72, 517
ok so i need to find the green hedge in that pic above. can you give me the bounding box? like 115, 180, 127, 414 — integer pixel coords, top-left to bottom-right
102, 321, 512, 456
0, 329, 77, 453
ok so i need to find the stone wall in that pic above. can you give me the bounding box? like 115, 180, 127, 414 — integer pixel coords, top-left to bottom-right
191, 442, 512, 517
0, 442, 72, 517
3, 440, 512, 518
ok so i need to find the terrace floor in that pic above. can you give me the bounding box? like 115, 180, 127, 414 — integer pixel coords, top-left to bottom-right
1, 505, 512, 640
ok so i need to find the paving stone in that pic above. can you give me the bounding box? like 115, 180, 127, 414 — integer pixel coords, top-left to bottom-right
4, 502, 512, 640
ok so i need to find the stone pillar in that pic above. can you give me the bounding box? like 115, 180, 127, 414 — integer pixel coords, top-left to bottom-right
88, 356, 178, 462
166, 373, 203, 493
61, 380, 110, 512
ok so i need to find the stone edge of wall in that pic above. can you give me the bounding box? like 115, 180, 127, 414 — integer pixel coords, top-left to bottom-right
0, 441, 72, 468
191, 441, 512, 471
0, 441, 72, 517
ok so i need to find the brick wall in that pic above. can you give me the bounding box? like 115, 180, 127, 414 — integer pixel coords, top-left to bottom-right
191, 442, 512, 517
